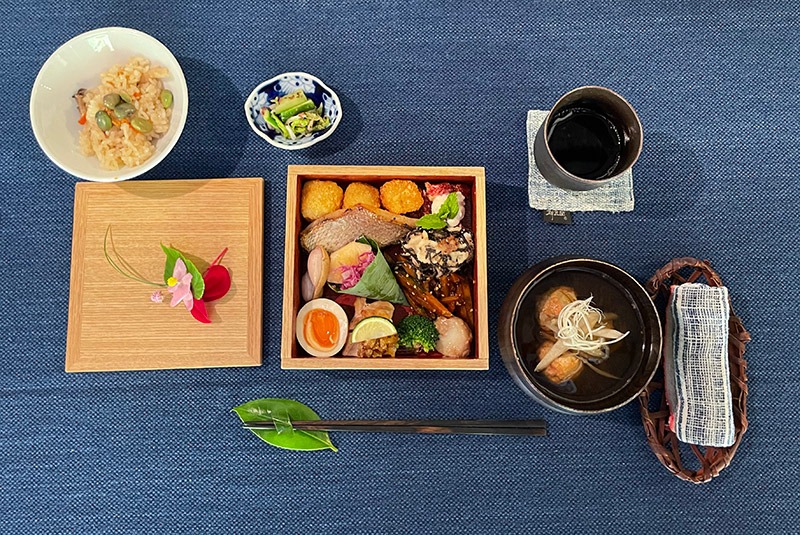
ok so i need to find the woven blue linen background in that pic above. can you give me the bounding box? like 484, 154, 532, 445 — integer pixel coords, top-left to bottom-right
2, 1, 798, 533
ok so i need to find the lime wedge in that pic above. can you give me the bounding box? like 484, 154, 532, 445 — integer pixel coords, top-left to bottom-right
351, 317, 397, 343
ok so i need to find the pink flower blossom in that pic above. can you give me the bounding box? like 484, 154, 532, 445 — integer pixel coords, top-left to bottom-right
167, 258, 193, 310
150, 290, 164, 303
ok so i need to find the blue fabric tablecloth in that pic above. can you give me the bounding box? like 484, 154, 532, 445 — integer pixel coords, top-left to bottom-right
2, 1, 798, 533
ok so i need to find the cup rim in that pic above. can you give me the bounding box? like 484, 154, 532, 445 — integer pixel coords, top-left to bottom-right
540, 85, 643, 186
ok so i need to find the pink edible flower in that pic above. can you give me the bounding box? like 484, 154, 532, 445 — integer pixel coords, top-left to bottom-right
167, 258, 194, 310
339, 251, 375, 290
150, 290, 164, 303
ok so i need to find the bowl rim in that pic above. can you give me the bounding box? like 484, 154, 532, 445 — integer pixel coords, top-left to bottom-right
243, 71, 342, 151
29, 26, 189, 182
503, 256, 662, 414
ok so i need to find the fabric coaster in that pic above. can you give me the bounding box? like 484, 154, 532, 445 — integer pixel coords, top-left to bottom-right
526, 110, 635, 212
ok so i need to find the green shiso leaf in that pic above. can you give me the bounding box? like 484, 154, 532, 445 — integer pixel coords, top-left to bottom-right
232, 398, 337, 452
333, 236, 408, 305
417, 193, 459, 229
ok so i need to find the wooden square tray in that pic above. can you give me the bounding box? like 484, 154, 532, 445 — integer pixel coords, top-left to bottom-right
66, 178, 264, 372
281, 165, 488, 370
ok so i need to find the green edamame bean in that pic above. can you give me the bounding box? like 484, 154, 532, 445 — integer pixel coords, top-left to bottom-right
113, 103, 136, 119
95, 110, 112, 131
103, 93, 121, 108
130, 117, 153, 133
160, 89, 173, 109
119, 92, 133, 104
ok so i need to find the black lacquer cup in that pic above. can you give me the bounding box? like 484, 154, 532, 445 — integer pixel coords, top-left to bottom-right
534, 86, 643, 191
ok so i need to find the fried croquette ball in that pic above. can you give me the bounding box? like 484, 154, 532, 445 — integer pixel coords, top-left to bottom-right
301, 180, 343, 221
380, 180, 423, 214
343, 182, 380, 209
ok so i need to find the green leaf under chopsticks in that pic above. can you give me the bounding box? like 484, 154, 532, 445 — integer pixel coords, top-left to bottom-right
161, 244, 206, 299
232, 398, 338, 452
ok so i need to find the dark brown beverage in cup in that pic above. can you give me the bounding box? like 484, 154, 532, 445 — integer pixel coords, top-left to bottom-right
534, 87, 642, 191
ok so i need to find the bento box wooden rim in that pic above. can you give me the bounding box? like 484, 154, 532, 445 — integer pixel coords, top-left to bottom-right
281, 165, 489, 370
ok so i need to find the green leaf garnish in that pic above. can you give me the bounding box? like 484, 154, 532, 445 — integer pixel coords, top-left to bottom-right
417, 214, 447, 230
437, 192, 459, 219
161, 244, 206, 299
161, 244, 181, 283
416, 192, 459, 230
232, 398, 338, 452
332, 236, 408, 304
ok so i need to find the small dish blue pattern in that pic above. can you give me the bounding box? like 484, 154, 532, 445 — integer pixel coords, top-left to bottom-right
247, 73, 340, 148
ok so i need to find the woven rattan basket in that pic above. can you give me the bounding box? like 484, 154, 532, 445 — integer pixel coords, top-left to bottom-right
639, 257, 750, 483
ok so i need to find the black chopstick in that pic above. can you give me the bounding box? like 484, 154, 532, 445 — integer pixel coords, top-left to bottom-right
241, 419, 547, 436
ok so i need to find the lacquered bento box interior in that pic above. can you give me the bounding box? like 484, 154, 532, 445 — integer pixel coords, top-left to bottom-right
281, 165, 488, 370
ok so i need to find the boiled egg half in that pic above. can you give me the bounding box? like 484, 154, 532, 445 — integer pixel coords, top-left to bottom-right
296, 298, 349, 357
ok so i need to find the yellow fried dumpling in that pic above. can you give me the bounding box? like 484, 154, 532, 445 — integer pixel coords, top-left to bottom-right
301, 180, 343, 221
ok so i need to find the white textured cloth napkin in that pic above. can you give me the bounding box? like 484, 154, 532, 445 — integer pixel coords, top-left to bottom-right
526, 110, 635, 212
663, 283, 735, 448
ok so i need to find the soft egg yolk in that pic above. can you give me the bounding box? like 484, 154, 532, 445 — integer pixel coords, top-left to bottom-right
304, 309, 339, 351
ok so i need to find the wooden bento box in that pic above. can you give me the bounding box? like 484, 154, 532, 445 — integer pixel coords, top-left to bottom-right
281, 165, 488, 370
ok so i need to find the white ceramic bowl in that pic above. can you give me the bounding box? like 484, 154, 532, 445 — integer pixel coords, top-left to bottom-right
30, 27, 188, 182
244, 72, 342, 150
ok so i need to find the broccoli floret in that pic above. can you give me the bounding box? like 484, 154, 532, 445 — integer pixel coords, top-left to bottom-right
397, 315, 439, 352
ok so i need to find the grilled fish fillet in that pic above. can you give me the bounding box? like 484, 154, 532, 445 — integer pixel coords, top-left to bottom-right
300, 205, 418, 252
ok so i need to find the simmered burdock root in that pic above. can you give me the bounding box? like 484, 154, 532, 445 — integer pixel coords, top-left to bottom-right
537, 340, 583, 384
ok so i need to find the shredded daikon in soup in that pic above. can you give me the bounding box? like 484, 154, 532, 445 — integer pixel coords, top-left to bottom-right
556, 297, 629, 352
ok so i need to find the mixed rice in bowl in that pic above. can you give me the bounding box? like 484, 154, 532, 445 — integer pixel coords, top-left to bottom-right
30, 27, 188, 182
75, 57, 173, 170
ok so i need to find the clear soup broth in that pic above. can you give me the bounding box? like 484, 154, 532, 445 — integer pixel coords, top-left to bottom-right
513, 267, 645, 404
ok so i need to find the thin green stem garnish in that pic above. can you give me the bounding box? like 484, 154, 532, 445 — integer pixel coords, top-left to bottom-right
104, 225, 164, 287
109, 230, 151, 283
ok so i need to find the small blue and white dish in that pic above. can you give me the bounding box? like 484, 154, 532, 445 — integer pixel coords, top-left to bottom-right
244, 72, 342, 150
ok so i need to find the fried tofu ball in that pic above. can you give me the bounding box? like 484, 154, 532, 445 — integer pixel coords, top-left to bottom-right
343, 182, 380, 209
301, 180, 343, 221
537, 341, 583, 384
380, 180, 424, 214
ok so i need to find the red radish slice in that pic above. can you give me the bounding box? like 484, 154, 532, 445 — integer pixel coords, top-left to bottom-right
203, 264, 231, 302
191, 299, 211, 323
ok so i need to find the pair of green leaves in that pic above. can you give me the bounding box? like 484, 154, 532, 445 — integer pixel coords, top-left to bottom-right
232, 398, 337, 452
417, 192, 459, 230
161, 244, 205, 299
